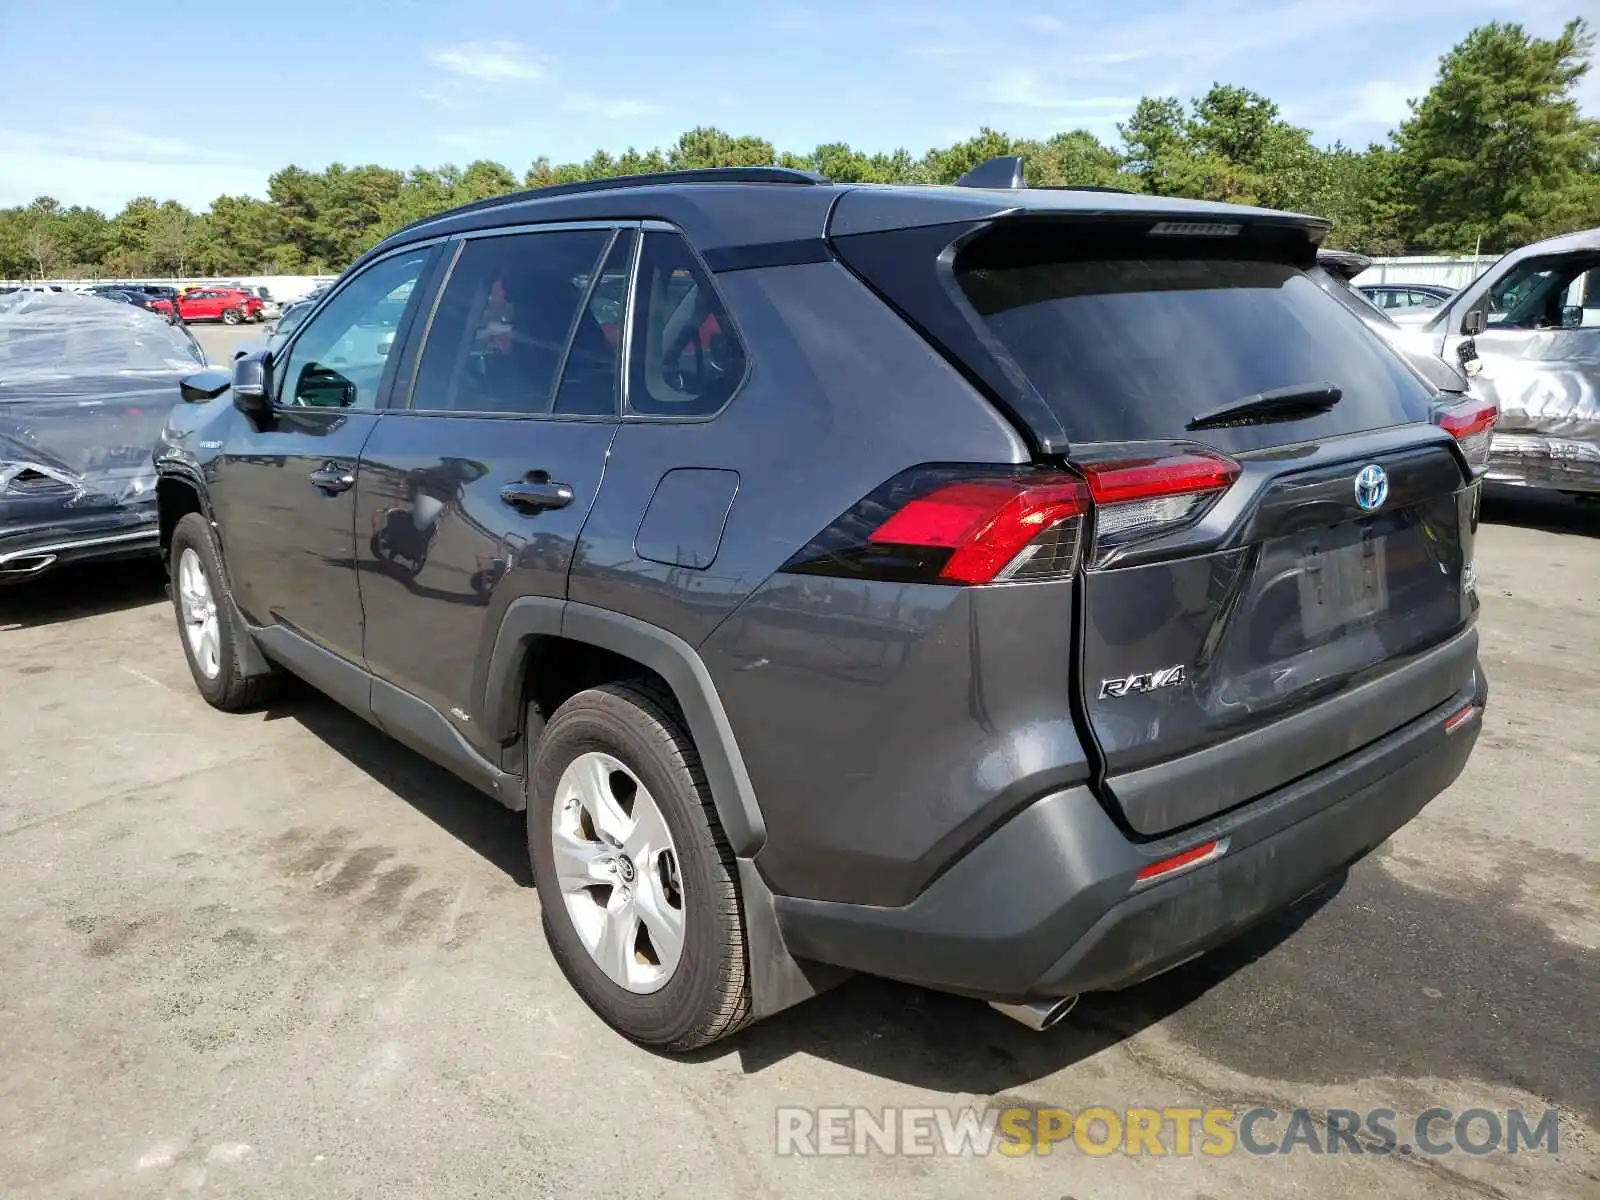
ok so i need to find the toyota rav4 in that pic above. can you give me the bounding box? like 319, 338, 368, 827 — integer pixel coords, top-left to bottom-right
155, 159, 1491, 1050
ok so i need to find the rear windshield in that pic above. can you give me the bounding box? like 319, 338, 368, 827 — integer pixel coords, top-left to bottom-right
955, 233, 1437, 453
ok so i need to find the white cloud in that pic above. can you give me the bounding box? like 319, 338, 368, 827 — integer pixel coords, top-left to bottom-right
1285, 61, 1437, 141
432, 126, 525, 152
0, 126, 260, 209
560, 93, 660, 119
427, 41, 546, 85
0, 126, 224, 163
904, 42, 962, 61
768, 7, 823, 32
975, 72, 1137, 111
1023, 14, 1069, 34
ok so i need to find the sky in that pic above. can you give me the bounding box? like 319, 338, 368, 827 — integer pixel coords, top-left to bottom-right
0, 0, 1595, 213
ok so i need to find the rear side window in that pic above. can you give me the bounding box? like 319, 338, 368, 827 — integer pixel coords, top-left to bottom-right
411, 230, 609, 415
955, 231, 1436, 452
627, 231, 745, 418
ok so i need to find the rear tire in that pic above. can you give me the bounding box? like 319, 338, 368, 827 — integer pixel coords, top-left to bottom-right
528, 681, 752, 1051
221, 308, 241, 326
169, 513, 280, 711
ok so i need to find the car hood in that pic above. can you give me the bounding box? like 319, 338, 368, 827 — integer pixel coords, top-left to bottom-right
0, 380, 180, 516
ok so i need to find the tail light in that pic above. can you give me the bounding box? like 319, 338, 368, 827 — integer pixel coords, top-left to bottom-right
1075, 450, 1239, 556
1435, 398, 1497, 476
782, 447, 1238, 586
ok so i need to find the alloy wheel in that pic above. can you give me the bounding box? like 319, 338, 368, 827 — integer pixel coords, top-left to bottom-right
177, 548, 221, 679
550, 751, 686, 994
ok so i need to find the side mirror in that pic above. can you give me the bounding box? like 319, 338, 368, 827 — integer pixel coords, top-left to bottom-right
179, 367, 231, 404
1462, 309, 1486, 336
1561, 305, 1584, 330
232, 351, 273, 419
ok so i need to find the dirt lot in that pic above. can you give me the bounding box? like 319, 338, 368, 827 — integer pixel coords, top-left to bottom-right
1, 330, 1597, 1197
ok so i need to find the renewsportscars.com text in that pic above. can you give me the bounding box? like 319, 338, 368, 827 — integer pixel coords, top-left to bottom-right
775, 1106, 1561, 1158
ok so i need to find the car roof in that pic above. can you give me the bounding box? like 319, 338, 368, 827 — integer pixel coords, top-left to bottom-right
355, 162, 1330, 277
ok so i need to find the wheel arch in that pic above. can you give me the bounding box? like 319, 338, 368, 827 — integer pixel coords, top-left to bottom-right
484, 597, 843, 1020
156, 469, 209, 556
483, 597, 766, 857
158, 469, 273, 680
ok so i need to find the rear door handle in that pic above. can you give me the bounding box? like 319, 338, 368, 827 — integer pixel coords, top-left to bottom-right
500, 476, 574, 513
308, 465, 356, 493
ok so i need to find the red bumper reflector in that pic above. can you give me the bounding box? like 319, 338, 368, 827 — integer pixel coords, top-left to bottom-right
1134, 838, 1225, 887
1443, 703, 1481, 734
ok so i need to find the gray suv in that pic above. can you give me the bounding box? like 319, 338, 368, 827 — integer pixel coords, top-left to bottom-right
154, 160, 1492, 1050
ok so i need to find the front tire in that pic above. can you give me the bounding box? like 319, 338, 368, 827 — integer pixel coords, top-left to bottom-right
169, 513, 279, 710
528, 682, 752, 1051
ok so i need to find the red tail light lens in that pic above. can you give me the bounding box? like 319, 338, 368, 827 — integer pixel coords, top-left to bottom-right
867, 477, 1089, 583
783, 466, 1088, 585
1435, 399, 1497, 476
784, 449, 1240, 587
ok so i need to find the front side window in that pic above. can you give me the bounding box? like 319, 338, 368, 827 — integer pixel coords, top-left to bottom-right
627, 231, 746, 418
275, 250, 429, 409
1482, 259, 1590, 329
410, 230, 610, 415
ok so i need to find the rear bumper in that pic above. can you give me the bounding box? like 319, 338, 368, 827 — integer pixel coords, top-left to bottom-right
1486, 432, 1600, 494
0, 508, 160, 582
774, 665, 1486, 1002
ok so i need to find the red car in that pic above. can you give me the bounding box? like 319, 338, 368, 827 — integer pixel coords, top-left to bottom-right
151, 287, 264, 325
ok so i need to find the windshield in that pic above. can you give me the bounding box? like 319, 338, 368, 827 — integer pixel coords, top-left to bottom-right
955, 230, 1436, 453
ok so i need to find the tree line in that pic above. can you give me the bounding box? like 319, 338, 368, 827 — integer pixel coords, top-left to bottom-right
3, 19, 1596, 280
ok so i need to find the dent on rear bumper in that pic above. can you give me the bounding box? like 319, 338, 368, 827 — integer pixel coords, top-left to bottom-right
773, 667, 1487, 1002
1487, 433, 1600, 493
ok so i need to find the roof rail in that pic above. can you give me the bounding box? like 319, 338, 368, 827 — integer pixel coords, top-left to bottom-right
954, 155, 1027, 189
392, 165, 831, 237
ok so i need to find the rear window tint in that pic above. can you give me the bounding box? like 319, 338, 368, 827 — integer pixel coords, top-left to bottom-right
955, 237, 1436, 452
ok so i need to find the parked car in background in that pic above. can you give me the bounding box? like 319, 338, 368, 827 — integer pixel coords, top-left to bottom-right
270, 285, 330, 335
0, 291, 206, 581
156, 160, 1489, 1050
87, 286, 165, 314
1401, 228, 1600, 497
1359, 283, 1456, 313
1312, 250, 1479, 397
152, 287, 265, 325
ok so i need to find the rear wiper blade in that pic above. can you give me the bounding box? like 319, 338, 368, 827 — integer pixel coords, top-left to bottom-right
1188, 382, 1342, 431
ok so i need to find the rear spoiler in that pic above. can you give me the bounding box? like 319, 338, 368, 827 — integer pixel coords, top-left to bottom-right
1316, 248, 1373, 282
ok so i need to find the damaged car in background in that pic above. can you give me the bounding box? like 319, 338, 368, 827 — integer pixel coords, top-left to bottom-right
1409, 227, 1600, 498
0, 292, 205, 582
1312, 249, 1484, 400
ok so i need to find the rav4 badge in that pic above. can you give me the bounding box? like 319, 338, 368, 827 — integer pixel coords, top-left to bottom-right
1099, 665, 1188, 699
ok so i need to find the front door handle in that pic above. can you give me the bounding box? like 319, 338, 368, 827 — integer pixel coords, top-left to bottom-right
500, 475, 574, 513
308, 465, 356, 493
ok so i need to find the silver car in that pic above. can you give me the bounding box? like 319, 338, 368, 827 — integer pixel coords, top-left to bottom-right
1403, 229, 1600, 497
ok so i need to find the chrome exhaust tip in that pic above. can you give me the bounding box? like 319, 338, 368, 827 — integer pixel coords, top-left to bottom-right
0, 553, 57, 576
987, 994, 1079, 1032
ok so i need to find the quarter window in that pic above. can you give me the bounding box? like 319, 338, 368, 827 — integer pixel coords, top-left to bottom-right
627, 231, 745, 418
410, 230, 610, 415
553, 230, 635, 417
